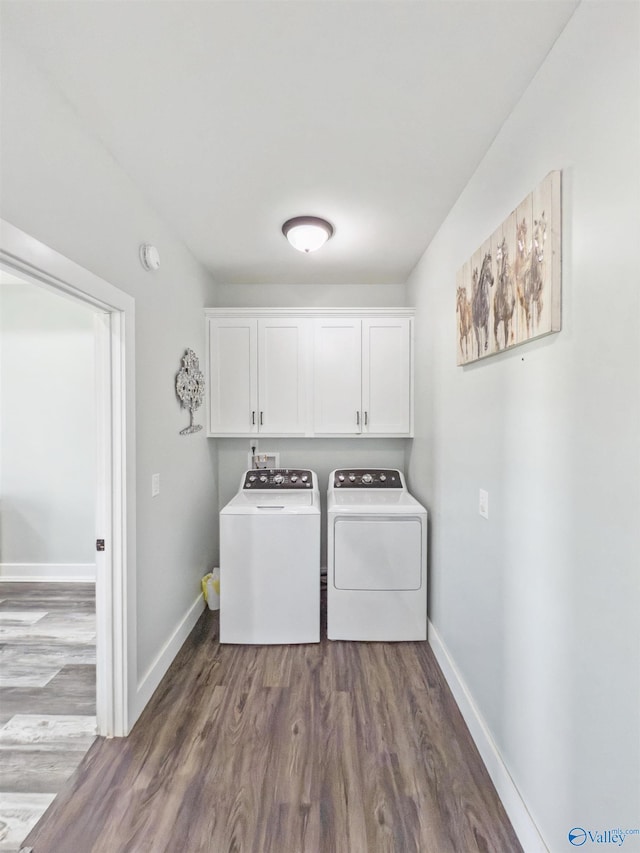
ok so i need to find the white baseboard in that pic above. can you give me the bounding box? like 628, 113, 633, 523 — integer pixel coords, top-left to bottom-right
132, 593, 205, 724
0, 563, 96, 582
428, 619, 548, 853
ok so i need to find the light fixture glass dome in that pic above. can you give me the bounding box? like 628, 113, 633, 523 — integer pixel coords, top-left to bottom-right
282, 216, 334, 253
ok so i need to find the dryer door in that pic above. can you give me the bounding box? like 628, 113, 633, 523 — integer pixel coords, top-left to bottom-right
333, 515, 423, 590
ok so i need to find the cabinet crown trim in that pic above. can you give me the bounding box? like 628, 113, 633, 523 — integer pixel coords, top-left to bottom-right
205, 307, 415, 318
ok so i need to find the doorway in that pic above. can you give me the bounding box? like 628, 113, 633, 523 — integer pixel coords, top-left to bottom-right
0, 219, 135, 738
0, 272, 98, 741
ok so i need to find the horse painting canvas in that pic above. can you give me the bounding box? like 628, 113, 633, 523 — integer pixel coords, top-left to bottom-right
456, 261, 473, 365
491, 212, 518, 354
455, 171, 561, 365
471, 241, 494, 359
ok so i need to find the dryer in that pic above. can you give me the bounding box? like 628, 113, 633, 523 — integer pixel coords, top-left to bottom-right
327, 468, 427, 641
220, 469, 320, 644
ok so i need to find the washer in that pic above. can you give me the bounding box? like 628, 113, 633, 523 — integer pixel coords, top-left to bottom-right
220, 468, 320, 644
327, 468, 427, 641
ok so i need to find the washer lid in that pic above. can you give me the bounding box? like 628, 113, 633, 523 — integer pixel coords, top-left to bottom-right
221, 490, 319, 514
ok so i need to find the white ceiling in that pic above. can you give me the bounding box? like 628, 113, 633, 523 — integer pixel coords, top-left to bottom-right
1, 1, 578, 285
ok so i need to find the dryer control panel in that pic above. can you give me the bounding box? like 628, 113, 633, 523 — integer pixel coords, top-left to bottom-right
333, 469, 403, 488
242, 468, 314, 489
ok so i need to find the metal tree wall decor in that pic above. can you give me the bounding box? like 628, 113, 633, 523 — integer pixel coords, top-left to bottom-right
175, 348, 204, 435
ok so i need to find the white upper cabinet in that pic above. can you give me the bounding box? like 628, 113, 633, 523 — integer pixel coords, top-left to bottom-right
208, 317, 257, 435
362, 318, 412, 435
207, 315, 307, 436
314, 319, 362, 434
314, 316, 413, 436
258, 318, 308, 435
206, 309, 413, 438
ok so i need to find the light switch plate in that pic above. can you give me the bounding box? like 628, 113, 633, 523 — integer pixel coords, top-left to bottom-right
152, 473, 160, 497
479, 489, 489, 519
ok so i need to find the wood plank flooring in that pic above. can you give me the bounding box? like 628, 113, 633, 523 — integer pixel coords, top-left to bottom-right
0, 583, 96, 853
23, 596, 522, 853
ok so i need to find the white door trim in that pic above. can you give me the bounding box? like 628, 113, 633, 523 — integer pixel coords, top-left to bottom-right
0, 218, 136, 737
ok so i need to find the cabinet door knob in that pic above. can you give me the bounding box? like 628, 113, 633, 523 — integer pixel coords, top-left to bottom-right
364, 411, 368, 426
252, 411, 256, 425
260, 411, 264, 426
356, 411, 360, 426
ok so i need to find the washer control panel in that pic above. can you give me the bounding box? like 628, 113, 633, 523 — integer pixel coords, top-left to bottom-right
243, 468, 314, 489
333, 469, 402, 488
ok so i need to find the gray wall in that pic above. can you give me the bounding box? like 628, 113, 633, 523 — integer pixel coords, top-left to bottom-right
0, 39, 219, 685
214, 281, 406, 309
0, 280, 95, 568
405, 4, 640, 850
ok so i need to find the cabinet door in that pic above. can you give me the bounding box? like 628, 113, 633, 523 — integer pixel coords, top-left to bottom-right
313, 319, 362, 434
208, 318, 257, 434
258, 319, 308, 435
362, 318, 412, 435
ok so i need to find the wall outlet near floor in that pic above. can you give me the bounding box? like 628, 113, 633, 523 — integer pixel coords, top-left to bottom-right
479, 488, 489, 519
151, 473, 160, 497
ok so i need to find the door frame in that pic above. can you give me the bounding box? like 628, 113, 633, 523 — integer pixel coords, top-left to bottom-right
0, 219, 135, 736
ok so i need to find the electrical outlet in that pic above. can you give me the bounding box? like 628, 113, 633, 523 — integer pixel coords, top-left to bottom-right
479, 489, 489, 519
247, 440, 280, 470
152, 473, 160, 497
251, 452, 280, 470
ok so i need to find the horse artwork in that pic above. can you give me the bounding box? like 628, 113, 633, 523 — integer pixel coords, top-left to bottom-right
529, 213, 548, 329
456, 282, 473, 364
455, 170, 561, 364
514, 215, 530, 330
493, 233, 516, 351
471, 249, 494, 359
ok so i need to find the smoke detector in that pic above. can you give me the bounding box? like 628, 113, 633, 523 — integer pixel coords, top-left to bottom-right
139, 243, 161, 271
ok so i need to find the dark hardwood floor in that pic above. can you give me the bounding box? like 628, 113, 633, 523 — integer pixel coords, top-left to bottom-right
23, 596, 521, 853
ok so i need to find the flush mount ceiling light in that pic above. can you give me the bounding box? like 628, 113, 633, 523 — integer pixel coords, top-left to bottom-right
282, 216, 334, 253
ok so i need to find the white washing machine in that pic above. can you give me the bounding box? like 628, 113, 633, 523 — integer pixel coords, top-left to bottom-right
327, 468, 427, 641
220, 469, 320, 644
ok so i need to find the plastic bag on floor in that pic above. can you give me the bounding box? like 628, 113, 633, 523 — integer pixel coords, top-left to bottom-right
201, 568, 220, 611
